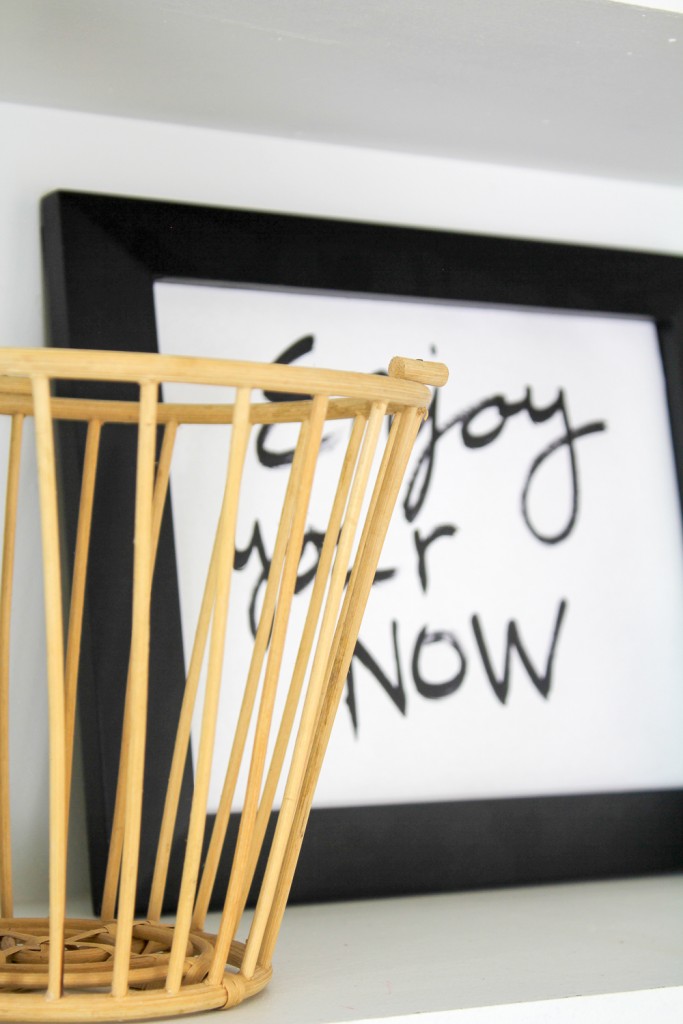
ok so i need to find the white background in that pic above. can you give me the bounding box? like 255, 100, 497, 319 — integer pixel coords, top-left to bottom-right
155, 282, 683, 810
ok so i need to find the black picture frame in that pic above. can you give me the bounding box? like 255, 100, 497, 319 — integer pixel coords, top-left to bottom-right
40, 189, 683, 913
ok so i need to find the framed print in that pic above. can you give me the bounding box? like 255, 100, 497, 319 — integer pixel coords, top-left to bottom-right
40, 190, 683, 912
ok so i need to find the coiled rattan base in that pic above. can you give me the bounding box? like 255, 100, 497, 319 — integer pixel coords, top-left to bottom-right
0, 918, 271, 1021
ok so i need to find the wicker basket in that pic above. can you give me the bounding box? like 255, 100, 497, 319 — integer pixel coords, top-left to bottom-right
0, 348, 446, 1021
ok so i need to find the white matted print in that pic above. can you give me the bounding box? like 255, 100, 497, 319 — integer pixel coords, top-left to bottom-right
154, 281, 683, 812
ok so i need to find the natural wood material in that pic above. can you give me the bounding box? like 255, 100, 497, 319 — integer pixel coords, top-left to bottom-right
0, 349, 446, 1021
0, 414, 22, 919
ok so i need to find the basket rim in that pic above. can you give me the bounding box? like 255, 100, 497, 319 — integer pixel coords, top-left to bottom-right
0, 348, 435, 408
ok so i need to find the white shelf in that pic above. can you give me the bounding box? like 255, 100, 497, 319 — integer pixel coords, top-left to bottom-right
18, 874, 683, 1022
191, 873, 683, 1023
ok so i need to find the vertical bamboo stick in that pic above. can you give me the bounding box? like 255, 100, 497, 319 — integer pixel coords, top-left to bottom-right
256, 407, 423, 970
236, 414, 368, 913
111, 381, 158, 999
241, 403, 387, 979
64, 419, 101, 823
191, 419, 314, 930
101, 421, 177, 922
32, 378, 68, 1000
147, 529, 218, 922
150, 422, 178, 551
165, 390, 252, 995
207, 396, 328, 986
0, 413, 23, 918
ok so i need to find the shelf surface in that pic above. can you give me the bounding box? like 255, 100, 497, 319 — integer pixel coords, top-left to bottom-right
13, 874, 683, 1022
214, 873, 683, 1023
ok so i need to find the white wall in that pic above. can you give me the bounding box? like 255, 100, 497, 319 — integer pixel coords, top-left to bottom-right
1, 100, 682, 906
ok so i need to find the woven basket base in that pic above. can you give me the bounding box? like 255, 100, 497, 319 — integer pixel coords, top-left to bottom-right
0, 917, 271, 1021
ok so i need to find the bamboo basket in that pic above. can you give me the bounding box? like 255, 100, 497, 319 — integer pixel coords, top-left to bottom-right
0, 348, 447, 1021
